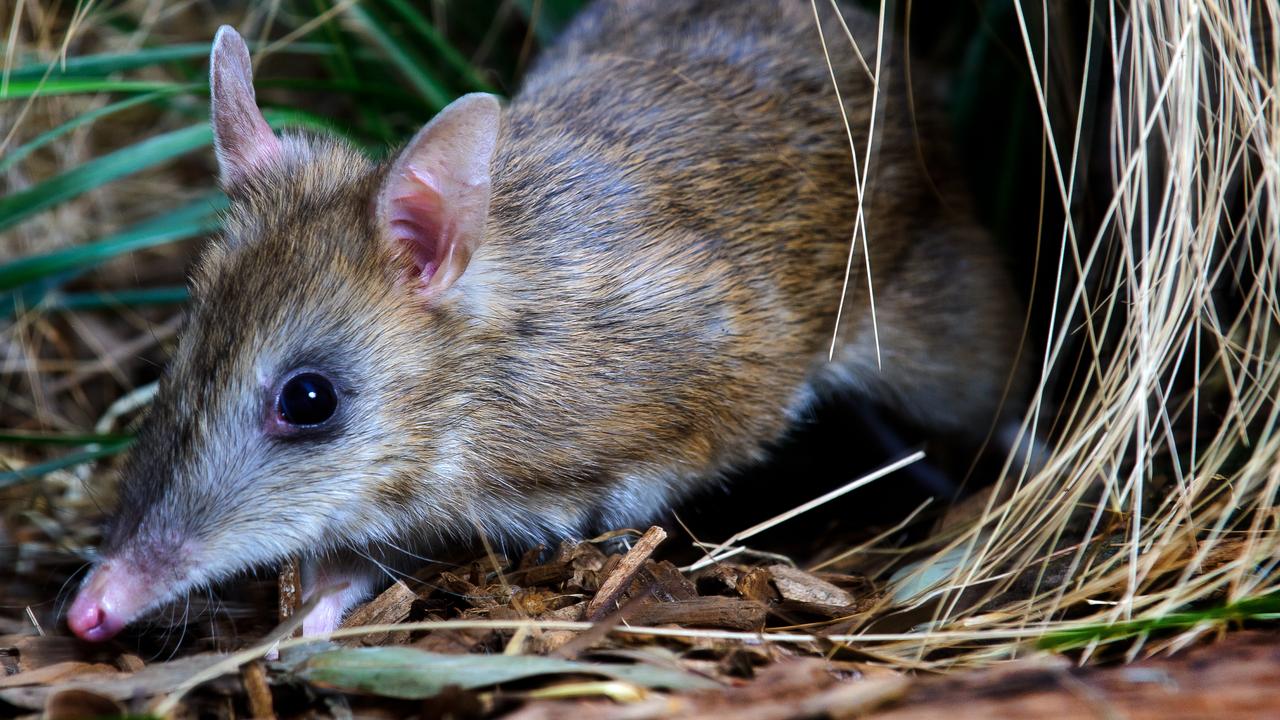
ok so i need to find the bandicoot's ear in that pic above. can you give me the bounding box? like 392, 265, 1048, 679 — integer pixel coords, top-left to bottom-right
378, 93, 501, 300
209, 25, 282, 188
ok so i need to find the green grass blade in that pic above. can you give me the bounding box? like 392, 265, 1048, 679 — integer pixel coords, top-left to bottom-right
0, 430, 133, 445
0, 123, 212, 234
42, 285, 190, 311
258, 78, 433, 110
378, 0, 498, 93
0, 440, 133, 489
1037, 592, 1280, 651
4, 42, 345, 82
0, 109, 353, 235
307, 0, 396, 144
0, 90, 183, 174
0, 76, 422, 108
515, 0, 586, 44
2, 274, 74, 317
0, 79, 184, 100
0, 196, 226, 291
296, 646, 719, 698
344, 4, 452, 111
6, 44, 215, 81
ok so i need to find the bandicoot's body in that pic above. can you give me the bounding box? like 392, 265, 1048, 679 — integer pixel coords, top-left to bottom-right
67, 0, 1024, 641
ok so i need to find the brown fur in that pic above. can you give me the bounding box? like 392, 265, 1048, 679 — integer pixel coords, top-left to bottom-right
101, 0, 1025, 623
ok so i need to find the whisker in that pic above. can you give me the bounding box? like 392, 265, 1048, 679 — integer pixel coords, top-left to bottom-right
51, 560, 92, 621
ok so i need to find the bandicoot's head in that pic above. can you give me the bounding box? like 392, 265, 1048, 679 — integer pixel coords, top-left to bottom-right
67, 26, 502, 641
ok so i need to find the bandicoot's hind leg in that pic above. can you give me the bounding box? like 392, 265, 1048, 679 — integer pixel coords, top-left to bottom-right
824, 221, 1036, 461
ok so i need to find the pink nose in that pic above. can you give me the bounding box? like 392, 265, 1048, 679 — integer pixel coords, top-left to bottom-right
67, 597, 125, 641
67, 563, 140, 642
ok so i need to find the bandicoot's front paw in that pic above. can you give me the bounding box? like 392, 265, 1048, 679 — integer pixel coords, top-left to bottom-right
300, 565, 379, 638
301, 596, 345, 637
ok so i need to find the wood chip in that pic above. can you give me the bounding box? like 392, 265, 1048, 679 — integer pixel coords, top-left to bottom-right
643, 560, 698, 602
562, 541, 610, 592
624, 597, 768, 631
585, 526, 667, 620
738, 567, 780, 604
800, 675, 911, 718
517, 544, 547, 570
437, 572, 490, 605
0, 653, 225, 711
115, 654, 146, 674
769, 565, 856, 616
510, 587, 565, 616
513, 561, 574, 587
526, 631, 579, 655
695, 564, 742, 595
339, 580, 416, 646
561, 540, 608, 571
519, 599, 589, 655
595, 555, 621, 591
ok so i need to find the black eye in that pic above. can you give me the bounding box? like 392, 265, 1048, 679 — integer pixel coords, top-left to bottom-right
278, 373, 337, 426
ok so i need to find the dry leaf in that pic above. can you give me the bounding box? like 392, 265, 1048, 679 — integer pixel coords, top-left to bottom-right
43, 688, 127, 720
0, 661, 121, 688
0, 653, 224, 711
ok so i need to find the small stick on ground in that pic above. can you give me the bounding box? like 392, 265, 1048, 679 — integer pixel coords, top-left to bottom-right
585, 526, 666, 621
241, 661, 275, 720
278, 557, 303, 639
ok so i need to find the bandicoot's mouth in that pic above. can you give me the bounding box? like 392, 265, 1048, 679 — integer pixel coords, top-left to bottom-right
67, 561, 167, 642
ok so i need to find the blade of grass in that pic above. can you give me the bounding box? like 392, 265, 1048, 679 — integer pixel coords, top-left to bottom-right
343, 4, 452, 111
2, 273, 77, 318
1038, 592, 1280, 651
4, 42, 349, 82
263, 106, 378, 147
515, 0, 586, 44
41, 285, 190, 311
0, 430, 132, 445
0, 439, 133, 489
0, 196, 225, 291
0, 78, 184, 99
0, 108, 351, 235
259, 78, 434, 110
0, 76, 423, 107
307, 0, 396, 144
0, 123, 212, 234
379, 0, 498, 93
0, 90, 182, 173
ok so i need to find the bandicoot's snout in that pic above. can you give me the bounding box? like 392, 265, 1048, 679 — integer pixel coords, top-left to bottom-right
67, 562, 154, 642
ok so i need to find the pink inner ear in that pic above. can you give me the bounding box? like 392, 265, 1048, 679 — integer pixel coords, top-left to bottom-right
377, 93, 499, 298
388, 170, 446, 285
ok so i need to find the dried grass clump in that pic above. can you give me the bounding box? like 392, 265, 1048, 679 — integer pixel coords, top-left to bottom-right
857, 0, 1280, 666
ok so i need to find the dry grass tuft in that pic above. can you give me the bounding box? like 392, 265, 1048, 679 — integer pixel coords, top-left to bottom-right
862, 0, 1280, 667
